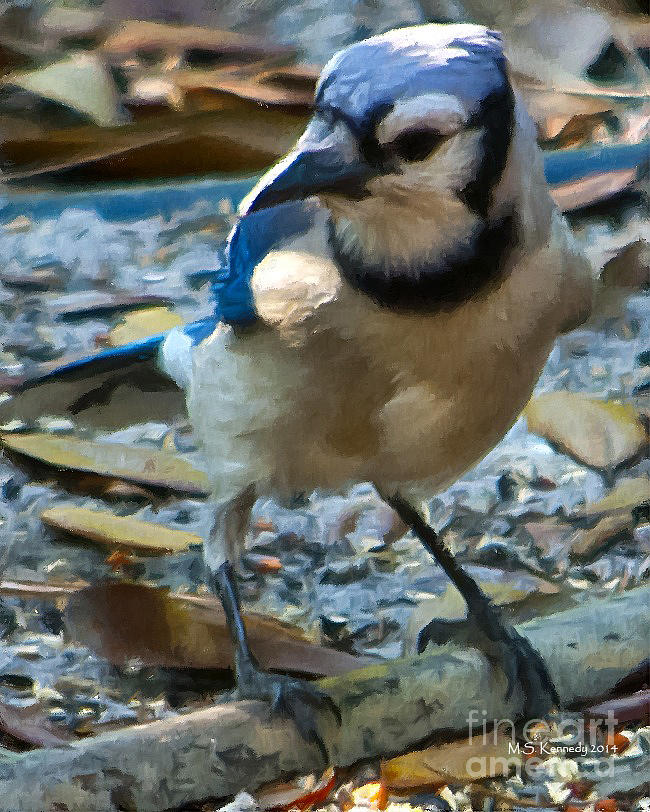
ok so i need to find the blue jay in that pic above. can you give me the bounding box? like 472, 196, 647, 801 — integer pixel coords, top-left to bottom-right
167, 22, 598, 751
5, 23, 606, 755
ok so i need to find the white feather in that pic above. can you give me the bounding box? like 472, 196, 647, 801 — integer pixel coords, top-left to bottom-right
159, 327, 193, 390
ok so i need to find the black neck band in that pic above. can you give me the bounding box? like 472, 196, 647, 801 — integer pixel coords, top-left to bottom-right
329, 212, 517, 313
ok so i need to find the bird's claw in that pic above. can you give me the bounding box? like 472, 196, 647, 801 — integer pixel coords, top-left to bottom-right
236, 668, 340, 761
417, 618, 472, 653
417, 610, 558, 719
495, 625, 559, 719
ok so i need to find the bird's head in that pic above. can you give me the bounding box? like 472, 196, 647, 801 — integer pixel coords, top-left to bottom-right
239, 24, 543, 302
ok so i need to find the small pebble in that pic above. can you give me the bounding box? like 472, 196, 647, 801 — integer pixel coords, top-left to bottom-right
319, 559, 371, 586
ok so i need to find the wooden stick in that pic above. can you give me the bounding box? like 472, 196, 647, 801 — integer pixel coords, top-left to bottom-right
0, 586, 646, 812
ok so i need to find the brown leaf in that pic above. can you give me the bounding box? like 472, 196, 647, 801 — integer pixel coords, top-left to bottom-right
107, 307, 184, 347
608, 658, 649, 697
542, 111, 617, 149
256, 767, 336, 811
0, 700, 72, 749
0, 104, 306, 182
99, 480, 160, 503
0, 126, 185, 182
525, 393, 646, 471
578, 477, 649, 518
407, 569, 561, 647
521, 520, 575, 557
65, 581, 371, 676
0, 268, 64, 292
550, 168, 639, 213
382, 733, 519, 790
568, 513, 634, 562
105, 550, 135, 571
1, 433, 210, 497
174, 68, 315, 110
101, 20, 294, 65
600, 240, 649, 290
521, 87, 614, 141
42, 505, 203, 555
0, 578, 87, 601
586, 690, 650, 724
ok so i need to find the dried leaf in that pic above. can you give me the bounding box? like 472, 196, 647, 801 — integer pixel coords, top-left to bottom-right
600, 240, 649, 290
244, 553, 282, 574
579, 477, 649, 517
0, 700, 72, 749
382, 733, 518, 790
105, 550, 135, 571
101, 21, 294, 64
522, 87, 614, 141
350, 782, 388, 809
0, 105, 305, 182
586, 690, 650, 724
107, 307, 184, 347
525, 393, 646, 471
0, 433, 210, 496
65, 581, 371, 676
49, 292, 173, 321
41, 506, 202, 555
542, 111, 617, 149
174, 69, 314, 109
568, 514, 634, 562
0, 126, 185, 182
1, 52, 122, 126
0, 578, 87, 600
98, 480, 159, 502
594, 801, 618, 812
407, 569, 560, 646
608, 658, 649, 696
550, 168, 639, 212
0, 268, 64, 292
256, 767, 336, 811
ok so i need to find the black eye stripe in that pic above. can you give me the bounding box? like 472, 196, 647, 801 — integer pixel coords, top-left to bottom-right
389, 128, 445, 162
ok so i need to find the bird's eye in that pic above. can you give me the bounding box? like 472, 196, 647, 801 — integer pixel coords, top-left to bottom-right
391, 129, 443, 162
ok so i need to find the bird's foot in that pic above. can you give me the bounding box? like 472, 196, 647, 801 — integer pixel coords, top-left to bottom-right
235, 665, 341, 760
417, 606, 558, 720
495, 624, 559, 720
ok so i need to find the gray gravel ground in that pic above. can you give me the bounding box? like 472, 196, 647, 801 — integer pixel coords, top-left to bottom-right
0, 184, 647, 765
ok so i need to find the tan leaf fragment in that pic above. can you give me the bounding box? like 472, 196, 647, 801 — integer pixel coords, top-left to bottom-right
41, 506, 202, 555
0, 433, 210, 496
525, 393, 646, 471
382, 733, 520, 790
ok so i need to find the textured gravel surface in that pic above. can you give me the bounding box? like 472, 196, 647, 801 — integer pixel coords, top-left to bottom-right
0, 183, 647, 807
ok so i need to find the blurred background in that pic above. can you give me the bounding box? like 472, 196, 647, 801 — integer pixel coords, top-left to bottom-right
0, 0, 647, 184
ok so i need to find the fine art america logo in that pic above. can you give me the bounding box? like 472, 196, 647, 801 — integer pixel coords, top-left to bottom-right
465, 709, 625, 779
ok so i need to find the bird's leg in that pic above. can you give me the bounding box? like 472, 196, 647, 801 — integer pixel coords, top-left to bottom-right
378, 489, 559, 719
206, 486, 340, 760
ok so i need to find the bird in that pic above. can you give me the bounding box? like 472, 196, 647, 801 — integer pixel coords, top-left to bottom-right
2, 22, 607, 757
169, 21, 596, 751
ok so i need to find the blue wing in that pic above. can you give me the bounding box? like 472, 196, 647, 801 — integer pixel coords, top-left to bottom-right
214, 200, 318, 326
0, 201, 317, 428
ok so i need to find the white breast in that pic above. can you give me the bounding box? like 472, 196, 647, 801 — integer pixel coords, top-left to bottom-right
189, 189, 592, 504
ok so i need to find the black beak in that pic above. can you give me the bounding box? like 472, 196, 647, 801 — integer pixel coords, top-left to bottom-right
239, 127, 377, 215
